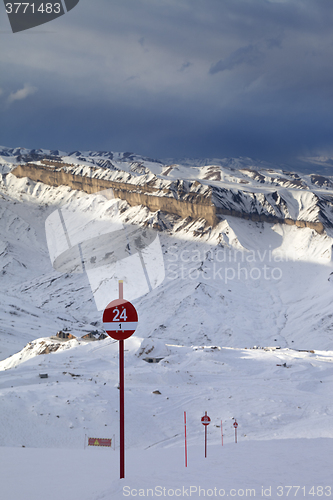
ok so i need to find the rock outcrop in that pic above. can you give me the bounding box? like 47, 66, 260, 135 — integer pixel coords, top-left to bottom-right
11, 162, 326, 234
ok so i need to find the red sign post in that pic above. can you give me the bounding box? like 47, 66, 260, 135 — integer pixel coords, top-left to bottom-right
103, 281, 138, 479
184, 411, 188, 467
221, 420, 223, 447
201, 411, 211, 458
233, 420, 238, 444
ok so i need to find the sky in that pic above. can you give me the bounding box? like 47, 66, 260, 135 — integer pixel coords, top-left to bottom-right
1, 0, 333, 164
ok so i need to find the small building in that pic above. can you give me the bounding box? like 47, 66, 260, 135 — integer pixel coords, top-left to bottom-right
143, 357, 164, 364
39, 373, 48, 378
81, 331, 107, 341
56, 330, 76, 340
81, 332, 99, 341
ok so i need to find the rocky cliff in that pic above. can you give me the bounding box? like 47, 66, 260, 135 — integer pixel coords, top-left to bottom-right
10, 160, 330, 234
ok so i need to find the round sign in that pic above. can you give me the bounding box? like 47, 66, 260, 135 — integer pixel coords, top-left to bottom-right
233, 421, 238, 428
201, 415, 211, 426
103, 299, 138, 340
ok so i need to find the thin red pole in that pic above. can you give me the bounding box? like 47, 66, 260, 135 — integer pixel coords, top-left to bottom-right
119, 339, 125, 478
184, 411, 187, 467
119, 280, 125, 479
203, 411, 208, 458
221, 420, 223, 447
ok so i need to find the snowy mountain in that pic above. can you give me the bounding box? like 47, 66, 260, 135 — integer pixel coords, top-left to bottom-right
4, 145, 333, 235
0, 145, 332, 499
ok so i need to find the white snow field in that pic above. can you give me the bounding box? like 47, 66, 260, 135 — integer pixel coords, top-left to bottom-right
0, 160, 332, 499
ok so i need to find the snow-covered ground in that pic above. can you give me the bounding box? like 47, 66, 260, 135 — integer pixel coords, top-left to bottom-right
0, 337, 332, 499
0, 158, 332, 499
1, 440, 332, 500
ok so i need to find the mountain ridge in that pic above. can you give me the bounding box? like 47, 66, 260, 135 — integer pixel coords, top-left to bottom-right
7, 150, 333, 234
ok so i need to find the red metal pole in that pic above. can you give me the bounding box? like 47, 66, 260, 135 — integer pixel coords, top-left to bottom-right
119, 339, 125, 478
119, 280, 125, 479
203, 411, 208, 458
221, 420, 223, 447
184, 411, 187, 467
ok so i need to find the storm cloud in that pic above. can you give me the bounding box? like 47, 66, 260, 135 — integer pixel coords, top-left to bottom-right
209, 45, 263, 74
0, 0, 333, 165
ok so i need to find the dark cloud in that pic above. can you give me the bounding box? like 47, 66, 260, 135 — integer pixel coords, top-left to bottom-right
209, 44, 262, 74
1, 0, 333, 165
180, 61, 191, 72
265, 38, 282, 50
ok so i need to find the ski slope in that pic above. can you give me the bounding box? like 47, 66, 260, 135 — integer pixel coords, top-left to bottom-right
0, 156, 332, 499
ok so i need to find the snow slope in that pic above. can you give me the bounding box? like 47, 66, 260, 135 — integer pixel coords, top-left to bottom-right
0, 336, 332, 499
0, 147, 332, 499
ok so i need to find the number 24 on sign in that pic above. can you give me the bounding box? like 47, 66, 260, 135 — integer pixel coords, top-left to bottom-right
113, 307, 127, 322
